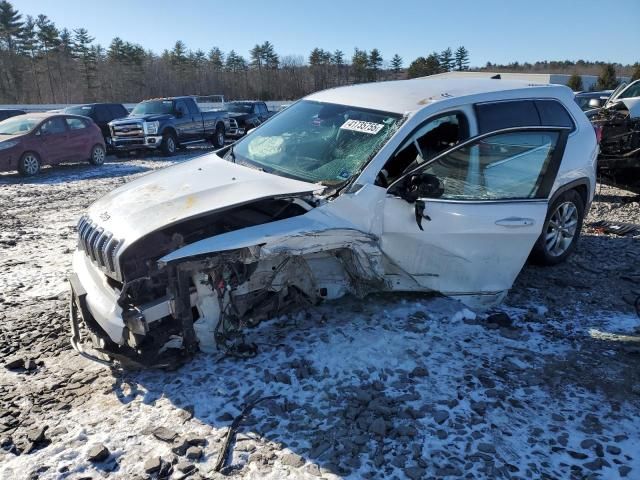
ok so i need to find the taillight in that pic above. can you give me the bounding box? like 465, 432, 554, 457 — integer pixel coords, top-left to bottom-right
593, 124, 603, 144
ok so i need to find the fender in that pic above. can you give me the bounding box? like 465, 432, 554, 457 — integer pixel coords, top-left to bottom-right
158, 211, 385, 281
549, 177, 591, 210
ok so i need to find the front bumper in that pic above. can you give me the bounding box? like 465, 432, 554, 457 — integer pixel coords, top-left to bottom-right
108, 135, 163, 151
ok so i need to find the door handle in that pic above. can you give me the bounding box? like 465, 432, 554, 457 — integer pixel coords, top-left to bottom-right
495, 217, 535, 227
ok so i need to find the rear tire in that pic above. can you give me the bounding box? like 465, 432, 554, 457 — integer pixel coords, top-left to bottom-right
531, 189, 585, 266
89, 144, 106, 166
212, 124, 225, 149
161, 132, 177, 156
18, 152, 40, 176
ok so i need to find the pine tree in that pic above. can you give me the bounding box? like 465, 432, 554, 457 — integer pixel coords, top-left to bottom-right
439, 47, 453, 72
331, 50, 344, 66
567, 73, 583, 92
261, 41, 278, 69
208, 47, 224, 71
35, 14, 60, 102
454, 46, 469, 71
249, 44, 263, 70
595, 63, 618, 90
631, 63, 640, 82
425, 52, 442, 75
0, 0, 23, 51
390, 54, 403, 73
368, 48, 383, 81
73, 28, 97, 99
352, 48, 369, 83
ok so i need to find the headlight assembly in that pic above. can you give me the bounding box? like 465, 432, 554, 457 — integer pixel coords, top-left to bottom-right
143, 121, 159, 135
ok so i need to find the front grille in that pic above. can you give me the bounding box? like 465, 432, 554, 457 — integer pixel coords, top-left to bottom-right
112, 122, 144, 138
228, 118, 238, 129
77, 215, 122, 279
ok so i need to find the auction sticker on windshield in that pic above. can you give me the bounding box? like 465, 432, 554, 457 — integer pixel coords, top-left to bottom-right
340, 119, 384, 135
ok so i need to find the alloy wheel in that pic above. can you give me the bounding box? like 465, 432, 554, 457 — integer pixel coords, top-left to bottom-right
23, 154, 39, 175
167, 137, 176, 153
545, 201, 578, 257
93, 146, 105, 164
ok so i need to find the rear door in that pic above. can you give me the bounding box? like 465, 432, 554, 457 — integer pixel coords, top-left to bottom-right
92, 105, 112, 138
36, 117, 70, 164
381, 101, 571, 306
65, 116, 92, 160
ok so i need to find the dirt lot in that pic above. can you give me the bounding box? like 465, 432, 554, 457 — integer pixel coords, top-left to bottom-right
1, 148, 639, 480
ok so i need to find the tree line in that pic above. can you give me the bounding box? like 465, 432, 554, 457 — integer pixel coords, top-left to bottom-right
0, 0, 638, 105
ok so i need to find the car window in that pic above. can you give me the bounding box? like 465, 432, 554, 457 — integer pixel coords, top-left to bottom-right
185, 99, 199, 115
618, 82, 640, 100
534, 100, 575, 130
39, 117, 67, 135
411, 130, 561, 200
476, 101, 540, 134
108, 104, 127, 118
378, 112, 468, 186
66, 117, 89, 130
93, 105, 111, 122
175, 100, 188, 116
259, 103, 268, 114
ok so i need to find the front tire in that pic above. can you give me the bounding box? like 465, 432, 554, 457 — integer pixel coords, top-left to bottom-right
89, 144, 106, 166
18, 152, 41, 176
531, 190, 585, 265
161, 132, 177, 156
212, 124, 225, 149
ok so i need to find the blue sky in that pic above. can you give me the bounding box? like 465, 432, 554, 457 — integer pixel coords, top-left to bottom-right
16, 0, 640, 66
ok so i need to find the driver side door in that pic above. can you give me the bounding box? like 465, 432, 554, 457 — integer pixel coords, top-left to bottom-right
381, 126, 569, 307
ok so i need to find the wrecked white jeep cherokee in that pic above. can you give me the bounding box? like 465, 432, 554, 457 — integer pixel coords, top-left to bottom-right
70, 78, 598, 366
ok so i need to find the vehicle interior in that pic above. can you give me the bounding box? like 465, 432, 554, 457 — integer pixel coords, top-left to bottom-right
376, 112, 467, 187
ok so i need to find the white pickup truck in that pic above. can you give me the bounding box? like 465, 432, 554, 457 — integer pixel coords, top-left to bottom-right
70, 77, 597, 366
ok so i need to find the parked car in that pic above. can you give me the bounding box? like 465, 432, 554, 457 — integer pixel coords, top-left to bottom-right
63, 103, 128, 148
574, 90, 612, 111
226, 101, 276, 138
0, 109, 26, 122
588, 79, 640, 191
108, 96, 236, 156
0, 113, 106, 176
69, 78, 597, 366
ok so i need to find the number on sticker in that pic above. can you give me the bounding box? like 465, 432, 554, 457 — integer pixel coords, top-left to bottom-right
340, 119, 384, 135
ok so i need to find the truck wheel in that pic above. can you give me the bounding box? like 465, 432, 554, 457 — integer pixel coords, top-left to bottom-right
161, 132, 177, 156
18, 151, 41, 176
89, 144, 106, 166
530, 190, 585, 266
212, 124, 225, 149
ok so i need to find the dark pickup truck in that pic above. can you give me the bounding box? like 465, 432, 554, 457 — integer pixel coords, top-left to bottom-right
226, 101, 276, 138
108, 96, 237, 155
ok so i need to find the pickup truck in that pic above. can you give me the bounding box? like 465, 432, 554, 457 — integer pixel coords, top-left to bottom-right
226, 101, 276, 138
108, 96, 238, 155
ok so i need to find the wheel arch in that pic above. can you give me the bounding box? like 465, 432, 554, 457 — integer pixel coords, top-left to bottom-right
550, 178, 591, 210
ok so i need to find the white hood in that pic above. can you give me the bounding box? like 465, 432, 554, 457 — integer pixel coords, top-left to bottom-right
87, 153, 321, 246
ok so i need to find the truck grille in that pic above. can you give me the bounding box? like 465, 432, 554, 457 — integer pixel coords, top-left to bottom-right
111, 122, 143, 138
77, 215, 122, 279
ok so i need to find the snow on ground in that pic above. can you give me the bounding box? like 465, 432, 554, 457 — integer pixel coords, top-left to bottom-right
1, 148, 640, 479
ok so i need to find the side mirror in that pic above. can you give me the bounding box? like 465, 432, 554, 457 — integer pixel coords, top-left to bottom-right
405, 173, 444, 201
588, 98, 602, 109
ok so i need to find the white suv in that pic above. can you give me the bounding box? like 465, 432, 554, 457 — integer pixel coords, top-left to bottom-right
70, 78, 598, 365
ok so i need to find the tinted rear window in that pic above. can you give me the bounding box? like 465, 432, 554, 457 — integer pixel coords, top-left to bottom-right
534, 100, 575, 129
476, 100, 575, 133
475, 101, 540, 133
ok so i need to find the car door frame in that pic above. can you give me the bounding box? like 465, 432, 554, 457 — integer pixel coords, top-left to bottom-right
381, 124, 571, 305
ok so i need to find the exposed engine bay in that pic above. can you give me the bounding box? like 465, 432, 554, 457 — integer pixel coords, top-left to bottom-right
70, 194, 386, 368
591, 99, 640, 192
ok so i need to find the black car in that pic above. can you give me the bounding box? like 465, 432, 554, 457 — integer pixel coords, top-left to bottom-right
0, 109, 26, 122
63, 103, 128, 148
226, 101, 275, 138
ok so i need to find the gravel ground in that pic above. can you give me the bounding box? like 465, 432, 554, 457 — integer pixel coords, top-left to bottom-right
1, 148, 639, 480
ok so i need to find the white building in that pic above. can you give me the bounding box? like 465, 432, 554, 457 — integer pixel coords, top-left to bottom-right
427, 71, 630, 92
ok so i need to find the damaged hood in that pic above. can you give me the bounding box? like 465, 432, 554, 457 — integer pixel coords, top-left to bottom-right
86, 153, 321, 246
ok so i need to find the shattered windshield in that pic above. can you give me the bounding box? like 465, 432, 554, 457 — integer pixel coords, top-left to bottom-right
132, 100, 174, 115
228, 100, 402, 185
0, 116, 38, 135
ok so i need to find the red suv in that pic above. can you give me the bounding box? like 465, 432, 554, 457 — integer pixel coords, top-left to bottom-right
0, 113, 106, 176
